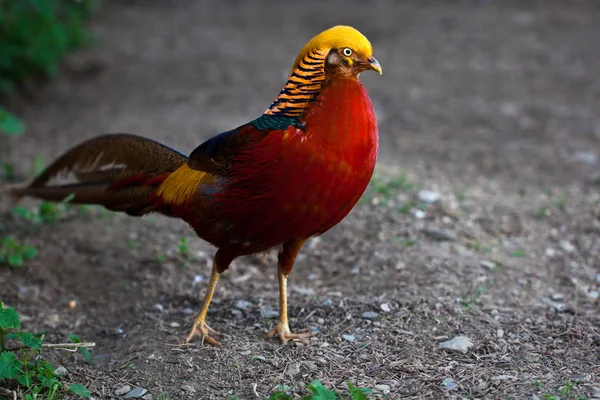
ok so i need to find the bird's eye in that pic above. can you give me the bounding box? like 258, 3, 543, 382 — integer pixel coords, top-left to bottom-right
342, 48, 353, 57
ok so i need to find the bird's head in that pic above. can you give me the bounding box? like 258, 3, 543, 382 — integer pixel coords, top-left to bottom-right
291, 25, 382, 79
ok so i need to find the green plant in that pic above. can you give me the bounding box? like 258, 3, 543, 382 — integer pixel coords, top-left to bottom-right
0, 236, 37, 267
268, 381, 373, 400
0, 107, 25, 136
0, 0, 100, 94
12, 193, 74, 225
0, 302, 91, 398
177, 237, 190, 258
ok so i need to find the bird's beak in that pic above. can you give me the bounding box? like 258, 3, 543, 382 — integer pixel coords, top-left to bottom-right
367, 56, 382, 75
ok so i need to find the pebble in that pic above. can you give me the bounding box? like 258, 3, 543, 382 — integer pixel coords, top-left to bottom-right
559, 240, 577, 253
545, 247, 557, 258
321, 298, 333, 307
375, 384, 391, 392
142, 395, 152, 400
286, 362, 301, 377
441, 377, 458, 390
423, 227, 456, 241
341, 334, 356, 342
380, 303, 391, 312
587, 290, 599, 300
418, 190, 440, 204
153, 303, 164, 312
54, 366, 68, 376
115, 386, 131, 396
551, 293, 564, 301
124, 387, 147, 398
491, 375, 516, 381
595, 273, 600, 284
497, 329, 504, 338
480, 260, 496, 270
412, 209, 426, 219
439, 336, 474, 354
181, 385, 196, 393
235, 300, 250, 310
361, 311, 379, 319
261, 309, 279, 318
573, 151, 597, 165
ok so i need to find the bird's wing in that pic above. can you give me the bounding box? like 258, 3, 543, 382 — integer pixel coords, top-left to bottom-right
154, 123, 278, 207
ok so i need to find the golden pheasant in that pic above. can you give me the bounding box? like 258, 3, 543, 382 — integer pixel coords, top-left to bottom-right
7, 25, 381, 345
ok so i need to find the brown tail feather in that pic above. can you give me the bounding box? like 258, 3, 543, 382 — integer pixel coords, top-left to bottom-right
11, 133, 188, 214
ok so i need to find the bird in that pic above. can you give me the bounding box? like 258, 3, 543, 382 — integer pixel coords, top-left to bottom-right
6, 25, 381, 346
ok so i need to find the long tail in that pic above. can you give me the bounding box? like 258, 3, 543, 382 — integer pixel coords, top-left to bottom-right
7, 134, 188, 216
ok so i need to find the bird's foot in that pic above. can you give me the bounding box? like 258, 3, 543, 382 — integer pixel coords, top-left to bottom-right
267, 323, 315, 345
183, 319, 223, 346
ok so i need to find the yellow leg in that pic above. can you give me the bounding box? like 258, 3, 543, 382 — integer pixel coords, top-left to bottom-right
184, 260, 223, 346
268, 239, 314, 344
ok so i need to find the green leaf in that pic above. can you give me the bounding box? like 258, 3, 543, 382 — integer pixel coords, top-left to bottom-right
305, 381, 338, 400
69, 333, 92, 363
16, 332, 43, 349
22, 245, 38, 260
348, 382, 371, 400
0, 108, 25, 135
0, 305, 20, 329
0, 351, 20, 379
8, 253, 24, 267
69, 383, 91, 398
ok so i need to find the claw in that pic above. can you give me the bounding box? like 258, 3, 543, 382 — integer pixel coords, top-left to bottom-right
183, 320, 223, 346
267, 323, 315, 345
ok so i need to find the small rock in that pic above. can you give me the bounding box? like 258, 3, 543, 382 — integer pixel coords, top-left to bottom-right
286, 362, 301, 377
169, 322, 180, 328
545, 247, 557, 258
341, 334, 356, 342
574, 151, 597, 165
361, 311, 379, 319
587, 290, 599, 300
423, 227, 456, 241
412, 209, 426, 219
441, 377, 458, 391
491, 375, 516, 381
301, 361, 318, 371
395, 261, 406, 270
153, 303, 164, 312
551, 293, 564, 301
497, 329, 504, 338
559, 240, 577, 253
115, 386, 131, 396
193, 274, 204, 284
321, 298, 333, 307
595, 273, 600, 284
380, 303, 391, 312
124, 387, 147, 398
480, 260, 496, 270
235, 300, 250, 310
142, 395, 152, 400
54, 366, 68, 376
418, 190, 440, 204
375, 384, 391, 392
181, 385, 196, 393
261, 309, 278, 318
439, 336, 474, 354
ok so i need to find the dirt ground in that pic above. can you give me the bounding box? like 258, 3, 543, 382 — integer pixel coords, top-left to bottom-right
1, 0, 599, 399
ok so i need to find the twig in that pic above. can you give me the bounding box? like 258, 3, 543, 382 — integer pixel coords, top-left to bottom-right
0, 387, 17, 400
7, 342, 96, 352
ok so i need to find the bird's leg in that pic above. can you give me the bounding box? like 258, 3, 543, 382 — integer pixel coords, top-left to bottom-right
184, 258, 224, 346
268, 239, 314, 344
